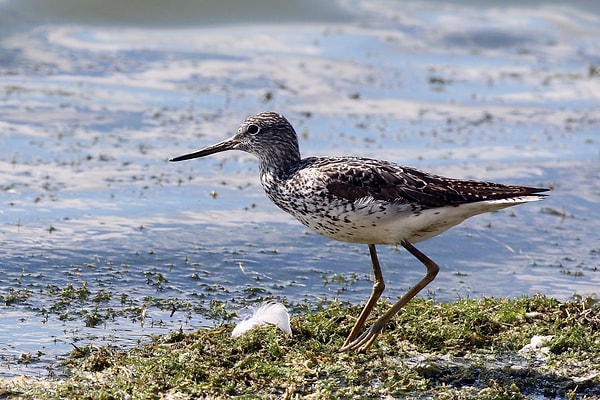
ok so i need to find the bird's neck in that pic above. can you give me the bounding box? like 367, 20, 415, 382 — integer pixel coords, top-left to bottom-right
259, 155, 299, 181
257, 137, 301, 178
258, 147, 301, 190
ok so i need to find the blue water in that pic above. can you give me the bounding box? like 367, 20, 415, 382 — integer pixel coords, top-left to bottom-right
1, 0, 599, 377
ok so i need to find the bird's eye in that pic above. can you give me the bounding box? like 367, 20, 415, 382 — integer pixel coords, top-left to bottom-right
247, 124, 260, 135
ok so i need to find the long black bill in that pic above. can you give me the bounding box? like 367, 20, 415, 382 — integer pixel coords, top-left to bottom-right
169, 138, 237, 162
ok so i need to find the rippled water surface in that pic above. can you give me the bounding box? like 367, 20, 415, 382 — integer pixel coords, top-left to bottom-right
1, 0, 599, 377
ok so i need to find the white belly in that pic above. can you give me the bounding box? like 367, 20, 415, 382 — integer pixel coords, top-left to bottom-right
286, 196, 542, 245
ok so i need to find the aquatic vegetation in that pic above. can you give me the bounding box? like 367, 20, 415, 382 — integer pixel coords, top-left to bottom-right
2, 295, 598, 399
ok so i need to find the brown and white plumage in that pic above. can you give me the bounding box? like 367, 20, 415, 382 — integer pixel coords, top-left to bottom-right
171, 112, 548, 352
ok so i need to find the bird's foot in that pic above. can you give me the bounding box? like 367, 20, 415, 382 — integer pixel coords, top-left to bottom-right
339, 321, 384, 353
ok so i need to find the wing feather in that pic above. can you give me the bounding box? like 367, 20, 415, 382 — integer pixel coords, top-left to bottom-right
314, 158, 547, 208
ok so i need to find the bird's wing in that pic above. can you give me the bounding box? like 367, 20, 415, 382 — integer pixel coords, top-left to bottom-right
313, 158, 547, 208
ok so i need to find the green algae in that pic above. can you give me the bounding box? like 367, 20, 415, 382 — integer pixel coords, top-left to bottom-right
2, 295, 598, 399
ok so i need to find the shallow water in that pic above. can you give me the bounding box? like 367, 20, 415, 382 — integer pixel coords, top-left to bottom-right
1, 0, 599, 377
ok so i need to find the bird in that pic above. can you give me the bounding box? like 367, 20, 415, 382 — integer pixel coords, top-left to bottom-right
170, 111, 548, 352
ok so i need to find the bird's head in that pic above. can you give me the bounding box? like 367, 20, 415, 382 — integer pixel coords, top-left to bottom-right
170, 112, 300, 166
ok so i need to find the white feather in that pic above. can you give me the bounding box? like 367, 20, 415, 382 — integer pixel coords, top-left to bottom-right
231, 301, 292, 337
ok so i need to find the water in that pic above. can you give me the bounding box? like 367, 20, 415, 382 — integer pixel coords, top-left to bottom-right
1, 0, 599, 378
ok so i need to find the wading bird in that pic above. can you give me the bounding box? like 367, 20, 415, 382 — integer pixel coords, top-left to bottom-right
170, 112, 547, 352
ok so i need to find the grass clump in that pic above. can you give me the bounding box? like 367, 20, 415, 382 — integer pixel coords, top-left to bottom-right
1, 295, 599, 399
